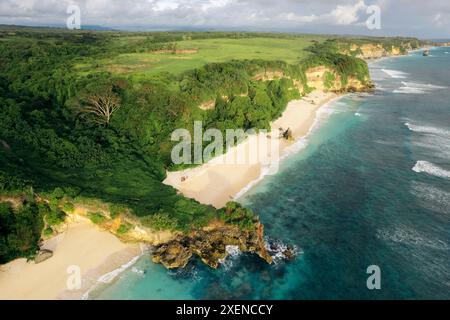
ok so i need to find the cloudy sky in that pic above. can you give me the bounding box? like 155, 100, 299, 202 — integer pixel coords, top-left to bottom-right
1, 0, 449, 38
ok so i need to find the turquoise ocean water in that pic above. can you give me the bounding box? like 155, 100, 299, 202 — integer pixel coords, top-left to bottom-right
91, 48, 450, 300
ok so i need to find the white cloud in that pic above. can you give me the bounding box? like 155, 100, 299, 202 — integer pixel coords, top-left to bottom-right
282, 0, 367, 26
328, 0, 367, 25
0, 0, 449, 37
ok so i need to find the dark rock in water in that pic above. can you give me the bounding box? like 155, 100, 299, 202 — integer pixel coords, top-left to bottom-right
283, 245, 295, 261
35, 249, 53, 264
423, 49, 430, 56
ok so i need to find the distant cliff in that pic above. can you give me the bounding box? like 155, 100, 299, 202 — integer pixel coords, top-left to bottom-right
339, 42, 418, 60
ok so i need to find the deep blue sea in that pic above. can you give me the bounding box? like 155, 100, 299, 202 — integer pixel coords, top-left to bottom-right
91, 48, 450, 300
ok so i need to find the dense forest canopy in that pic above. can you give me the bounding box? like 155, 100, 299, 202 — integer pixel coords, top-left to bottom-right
0, 26, 421, 262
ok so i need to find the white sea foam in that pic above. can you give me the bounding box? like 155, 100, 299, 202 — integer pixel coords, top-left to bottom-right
411, 181, 450, 215
218, 245, 242, 270
382, 69, 409, 79
377, 226, 450, 251
412, 161, 450, 179
355, 112, 361, 117
97, 255, 141, 283
81, 245, 146, 300
403, 81, 446, 90
264, 237, 301, 264
131, 267, 145, 275
394, 81, 446, 94
405, 122, 450, 138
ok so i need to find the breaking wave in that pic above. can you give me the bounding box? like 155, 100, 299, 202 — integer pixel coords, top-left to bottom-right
377, 226, 450, 251
394, 81, 446, 94
405, 122, 450, 138
381, 69, 409, 79
413, 161, 450, 179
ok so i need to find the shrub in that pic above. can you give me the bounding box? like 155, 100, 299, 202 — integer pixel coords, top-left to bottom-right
45, 208, 67, 226
62, 202, 75, 213
88, 212, 107, 225
43, 227, 54, 237
219, 202, 258, 231
141, 211, 178, 231
109, 204, 127, 219
117, 222, 133, 234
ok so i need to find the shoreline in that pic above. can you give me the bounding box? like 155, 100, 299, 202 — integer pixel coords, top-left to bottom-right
0, 217, 143, 300
164, 90, 342, 208
0, 49, 420, 300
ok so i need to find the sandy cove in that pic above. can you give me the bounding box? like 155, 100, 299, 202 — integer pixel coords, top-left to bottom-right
164, 90, 340, 208
0, 91, 341, 299
0, 215, 142, 300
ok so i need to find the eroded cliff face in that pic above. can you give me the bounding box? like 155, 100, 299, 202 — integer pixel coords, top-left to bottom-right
304, 66, 372, 93
341, 43, 409, 60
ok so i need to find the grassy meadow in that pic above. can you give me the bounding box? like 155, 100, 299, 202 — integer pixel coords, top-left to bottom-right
76, 35, 327, 79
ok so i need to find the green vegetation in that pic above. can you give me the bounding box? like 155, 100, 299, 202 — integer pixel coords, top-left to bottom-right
0, 200, 45, 263
0, 26, 421, 263
88, 212, 107, 225
218, 202, 258, 231
44, 207, 66, 226
141, 211, 179, 231
94, 37, 321, 78
109, 203, 127, 219
117, 222, 133, 235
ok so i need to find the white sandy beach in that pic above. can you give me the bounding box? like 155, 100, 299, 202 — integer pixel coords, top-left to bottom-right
164, 90, 339, 208
0, 218, 142, 300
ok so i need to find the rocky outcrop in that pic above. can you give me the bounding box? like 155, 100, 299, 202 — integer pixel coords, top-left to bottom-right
152, 221, 272, 269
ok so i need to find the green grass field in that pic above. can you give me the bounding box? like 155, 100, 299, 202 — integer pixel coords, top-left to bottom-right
76, 36, 326, 79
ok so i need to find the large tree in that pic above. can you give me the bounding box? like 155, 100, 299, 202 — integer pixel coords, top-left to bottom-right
77, 87, 121, 126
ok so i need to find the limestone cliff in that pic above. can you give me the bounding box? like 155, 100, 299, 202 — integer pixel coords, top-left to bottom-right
340, 43, 411, 60
304, 66, 371, 93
